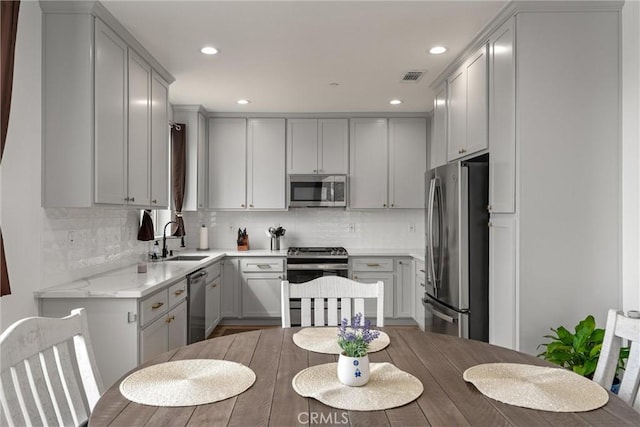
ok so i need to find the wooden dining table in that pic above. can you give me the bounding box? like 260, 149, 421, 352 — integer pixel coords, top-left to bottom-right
89, 327, 639, 426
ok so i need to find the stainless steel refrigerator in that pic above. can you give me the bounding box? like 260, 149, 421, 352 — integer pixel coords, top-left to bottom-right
423, 155, 489, 341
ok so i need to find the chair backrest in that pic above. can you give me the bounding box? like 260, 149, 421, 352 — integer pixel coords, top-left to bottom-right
0, 308, 104, 427
281, 276, 384, 328
593, 309, 640, 412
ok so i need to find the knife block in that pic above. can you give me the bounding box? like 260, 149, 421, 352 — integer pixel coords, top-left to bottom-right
237, 235, 249, 251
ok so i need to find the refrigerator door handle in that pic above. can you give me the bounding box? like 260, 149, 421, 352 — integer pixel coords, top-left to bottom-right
427, 178, 436, 288
423, 297, 457, 324
434, 178, 444, 284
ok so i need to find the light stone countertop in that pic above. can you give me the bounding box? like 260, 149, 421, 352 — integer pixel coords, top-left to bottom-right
35, 248, 423, 299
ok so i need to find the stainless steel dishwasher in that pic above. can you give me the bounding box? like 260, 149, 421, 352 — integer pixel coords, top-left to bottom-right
187, 262, 219, 344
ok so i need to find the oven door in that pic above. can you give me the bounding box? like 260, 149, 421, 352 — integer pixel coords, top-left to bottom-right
286, 263, 348, 326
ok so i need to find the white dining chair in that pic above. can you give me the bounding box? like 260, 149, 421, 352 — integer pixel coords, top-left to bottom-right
0, 308, 104, 427
281, 276, 384, 328
593, 309, 640, 412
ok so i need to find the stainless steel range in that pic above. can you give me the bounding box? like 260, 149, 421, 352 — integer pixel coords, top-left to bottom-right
286, 247, 349, 325
286, 247, 348, 283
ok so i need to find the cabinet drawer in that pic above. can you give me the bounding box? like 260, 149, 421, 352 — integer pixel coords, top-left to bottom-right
168, 279, 188, 308
140, 290, 168, 327
241, 258, 284, 273
351, 258, 394, 272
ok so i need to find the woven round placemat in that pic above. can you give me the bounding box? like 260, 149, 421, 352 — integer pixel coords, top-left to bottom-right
292, 362, 423, 411
463, 363, 609, 412
292, 327, 390, 354
119, 359, 256, 407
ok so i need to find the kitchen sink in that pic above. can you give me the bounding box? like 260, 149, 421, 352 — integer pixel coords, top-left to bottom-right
165, 255, 209, 261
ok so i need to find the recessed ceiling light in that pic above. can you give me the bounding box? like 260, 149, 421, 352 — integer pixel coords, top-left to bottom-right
390, 99, 402, 105
237, 99, 251, 105
429, 46, 447, 55
200, 46, 218, 55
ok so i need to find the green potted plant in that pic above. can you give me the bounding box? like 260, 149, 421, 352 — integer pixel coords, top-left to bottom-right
538, 315, 629, 392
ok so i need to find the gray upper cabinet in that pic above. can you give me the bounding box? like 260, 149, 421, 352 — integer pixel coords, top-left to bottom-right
173, 106, 208, 211
488, 19, 516, 214
447, 44, 489, 161
429, 84, 448, 170
94, 18, 128, 205
40, 1, 173, 208
287, 118, 348, 174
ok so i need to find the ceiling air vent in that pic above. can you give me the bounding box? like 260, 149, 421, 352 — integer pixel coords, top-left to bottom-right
401, 70, 426, 83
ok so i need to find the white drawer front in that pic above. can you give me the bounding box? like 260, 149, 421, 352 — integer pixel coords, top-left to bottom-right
168, 279, 188, 308
140, 289, 169, 327
351, 258, 394, 272
241, 258, 284, 273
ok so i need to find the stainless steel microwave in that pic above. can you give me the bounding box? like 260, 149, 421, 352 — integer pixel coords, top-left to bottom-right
288, 175, 347, 208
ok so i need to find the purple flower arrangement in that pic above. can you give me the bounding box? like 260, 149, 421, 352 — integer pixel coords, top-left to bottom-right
337, 313, 380, 358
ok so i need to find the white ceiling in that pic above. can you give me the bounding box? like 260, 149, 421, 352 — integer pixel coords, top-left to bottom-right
102, 1, 507, 113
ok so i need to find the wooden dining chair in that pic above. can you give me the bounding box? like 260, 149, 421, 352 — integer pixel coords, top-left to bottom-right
593, 309, 640, 412
0, 308, 104, 427
281, 276, 384, 328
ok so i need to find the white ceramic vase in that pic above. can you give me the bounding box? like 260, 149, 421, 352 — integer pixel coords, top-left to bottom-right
337, 353, 370, 386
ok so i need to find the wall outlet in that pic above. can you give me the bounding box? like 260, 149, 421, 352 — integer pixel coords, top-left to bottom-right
408, 223, 416, 233
348, 223, 356, 233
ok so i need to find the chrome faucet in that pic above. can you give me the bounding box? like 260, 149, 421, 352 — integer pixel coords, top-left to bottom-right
162, 221, 178, 258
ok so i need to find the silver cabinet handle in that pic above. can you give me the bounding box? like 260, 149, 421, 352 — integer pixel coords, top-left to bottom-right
257, 264, 272, 269
366, 263, 380, 267
152, 199, 157, 204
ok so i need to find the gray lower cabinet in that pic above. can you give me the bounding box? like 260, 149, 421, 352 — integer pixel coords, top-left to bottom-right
222, 258, 242, 318
350, 256, 416, 322
38, 277, 188, 388
414, 261, 426, 331
241, 258, 285, 317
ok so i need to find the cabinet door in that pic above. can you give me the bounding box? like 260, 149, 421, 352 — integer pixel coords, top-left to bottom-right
242, 273, 283, 317
287, 119, 318, 174
205, 276, 221, 337
319, 119, 349, 174
139, 315, 168, 364
222, 259, 241, 318
197, 112, 208, 209
389, 118, 426, 209
489, 19, 516, 214
394, 259, 414, 318
247, 118, 286, 209
351, 272, 394, 319
465, 44, 489, 155
430, 85, 448, 169
209, 118, 247, 209
489, 215, 517, 349
127, 49, 151, 206
447, 67, 466, 161
349, 118, 388, 209
415, 261, 426, 331
150, 71, 169, 208
94, 19, 127, 205
168, 300, 187, 351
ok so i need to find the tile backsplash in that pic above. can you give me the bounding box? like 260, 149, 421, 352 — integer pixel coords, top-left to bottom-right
42, 208, 150, 286
41, 207, 424, 287
183, 209, 425, 250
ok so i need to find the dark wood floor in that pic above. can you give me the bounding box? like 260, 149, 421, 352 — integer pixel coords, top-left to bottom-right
208, 324, 280, 338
